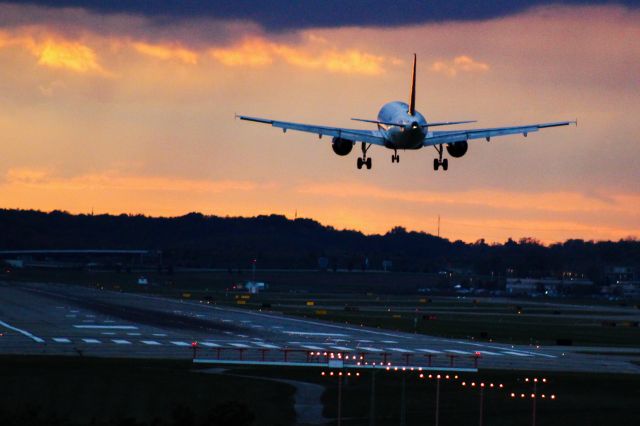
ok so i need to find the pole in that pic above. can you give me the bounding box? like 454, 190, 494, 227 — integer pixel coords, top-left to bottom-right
532, 381, 537, 426
400, 373, 406, 426
435, 377, 440, 426
479, 386, 484, 426
369, 370, 376, 426
337, 372, 343, 426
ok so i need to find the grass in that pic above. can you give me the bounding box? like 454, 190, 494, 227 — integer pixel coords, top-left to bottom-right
0, 356, 295, 426
229, 366, 640, 426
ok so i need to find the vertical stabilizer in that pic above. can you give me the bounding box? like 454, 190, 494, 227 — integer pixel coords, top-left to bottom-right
409, 54, 416, 116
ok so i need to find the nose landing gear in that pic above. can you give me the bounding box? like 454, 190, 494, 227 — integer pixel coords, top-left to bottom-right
391, 150, 400, 163
433, 145, 448, 171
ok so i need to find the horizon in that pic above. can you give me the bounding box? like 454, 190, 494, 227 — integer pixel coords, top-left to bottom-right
0, 2, 638, 244
3, 207, 637, 247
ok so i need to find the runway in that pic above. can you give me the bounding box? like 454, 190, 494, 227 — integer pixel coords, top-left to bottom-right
1, 281, 638, 374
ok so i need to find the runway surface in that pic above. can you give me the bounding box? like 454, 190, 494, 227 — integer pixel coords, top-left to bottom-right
1, 281, 638, 374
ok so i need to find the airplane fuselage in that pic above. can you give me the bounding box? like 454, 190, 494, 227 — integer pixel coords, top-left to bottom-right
377, 101, 427, 150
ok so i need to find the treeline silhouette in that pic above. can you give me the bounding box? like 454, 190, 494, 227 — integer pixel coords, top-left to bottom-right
1, 209, 638, 278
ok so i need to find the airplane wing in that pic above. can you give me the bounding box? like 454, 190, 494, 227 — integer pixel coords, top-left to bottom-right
239, 115, 386, 146
423, 121, 576, 146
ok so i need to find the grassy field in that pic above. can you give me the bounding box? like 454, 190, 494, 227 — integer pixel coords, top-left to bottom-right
229, 366, 640, 426
0, 356, 295, 426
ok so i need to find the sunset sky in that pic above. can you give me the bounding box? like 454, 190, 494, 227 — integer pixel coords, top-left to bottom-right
0, 1, 638, 243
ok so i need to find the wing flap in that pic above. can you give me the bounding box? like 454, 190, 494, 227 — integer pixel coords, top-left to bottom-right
424, 121, 575, 146
239, 115, 386, 146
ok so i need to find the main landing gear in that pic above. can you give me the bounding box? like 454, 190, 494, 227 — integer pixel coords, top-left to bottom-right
433, 145, 448, 171
391, 150, 400, 163
357, 142, 372, 169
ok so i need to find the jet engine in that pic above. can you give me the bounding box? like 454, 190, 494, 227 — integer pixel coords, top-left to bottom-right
446, 141, 468, 158
331, 137, 354, 156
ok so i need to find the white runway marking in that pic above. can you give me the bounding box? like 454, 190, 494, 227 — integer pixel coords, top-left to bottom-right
284, 331, 349, 337
330, 346, 352, 351
170, 341, 191, 347
445, 350, 472, 355
301, 345, 324, 350
126, 333, 142, 336
254, 343, 280, 349
229, 343, 250, 348
152, 333, 168, 337
112, 339, 131, 345
0, 319, 45, 343
381, 340, 398, 344
141, 340, 161, 345
199, 342, 221, 347
53, 338, 71, 343
356, 340, 374, 343
388, 347, 413, 353
236, 334, 249, 338
478, 351, 504, 356
82, 338, 101, 344
359, 347, 383, 352
103, 320, 115, 323
502, 351, 533, 357
74, 325, 138, 330
416, 349, 442, 354
101, 332, 116, 335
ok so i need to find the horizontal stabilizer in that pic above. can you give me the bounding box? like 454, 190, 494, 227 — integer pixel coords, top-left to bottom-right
427, 120, 477, 127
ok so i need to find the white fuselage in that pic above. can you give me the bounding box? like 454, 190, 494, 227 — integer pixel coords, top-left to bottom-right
377, 101, 427, 150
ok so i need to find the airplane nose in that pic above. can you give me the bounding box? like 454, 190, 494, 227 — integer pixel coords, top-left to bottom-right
411, 121, 419, 129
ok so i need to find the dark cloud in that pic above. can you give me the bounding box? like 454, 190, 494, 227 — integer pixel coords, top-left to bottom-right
1, 1, 638, 31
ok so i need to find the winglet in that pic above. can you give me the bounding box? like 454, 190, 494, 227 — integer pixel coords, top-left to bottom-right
409, 54, 416, 116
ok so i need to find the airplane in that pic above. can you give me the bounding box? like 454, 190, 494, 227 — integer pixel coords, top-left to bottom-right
239, 54, 575, 171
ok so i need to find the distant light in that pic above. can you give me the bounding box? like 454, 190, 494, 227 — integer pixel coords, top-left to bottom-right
321, 372, 326, 376
542, 378, 547, 383
551, 395, 556, 400
510, 393, 515, 398
525, 378, 530, 382
445, 375, 450, 379
531, 393, 536, 398
437, 374, 441, 379
471, 382, 476, 387
420, 373, 424, 378
462, 382, 467, 386
521, 393, 526, 398
499, 384, 504, 388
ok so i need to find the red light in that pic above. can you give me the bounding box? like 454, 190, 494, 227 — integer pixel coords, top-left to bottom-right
191, 342, 198, 347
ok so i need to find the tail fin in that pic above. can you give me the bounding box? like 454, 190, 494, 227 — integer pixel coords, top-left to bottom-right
409, 53, 416, 116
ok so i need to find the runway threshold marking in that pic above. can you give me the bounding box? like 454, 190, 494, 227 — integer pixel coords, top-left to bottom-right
73, 325, 138, 330
52, 338, 71, 343
199, 342, 221, 347
254, 343, 280, 349
445, 350, 472, 355
112, 339, 131, 345
478, 351, 504, 356
358, 347, 383, 352
416, 349, 442, 354
300, 345, 324, 350
0, 320, 45, 343
330, 346, 352, 351
388, 348, 413, 353
229, 343, 250, 348
170, 341, 191, 347
502, 351, 533, 357
141, 340, 161, 345
82, 338, 101, 344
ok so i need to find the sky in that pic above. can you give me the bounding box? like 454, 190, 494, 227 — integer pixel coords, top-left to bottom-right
0, 1, 638, 244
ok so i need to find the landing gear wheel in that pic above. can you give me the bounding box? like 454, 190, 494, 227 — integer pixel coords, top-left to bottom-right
391, 154, 395, 163
433, 158, 440, 171
357, 158, 363, 169
366, 157, 372, 169
442, 158, 448, 171
396, 155, 400, 163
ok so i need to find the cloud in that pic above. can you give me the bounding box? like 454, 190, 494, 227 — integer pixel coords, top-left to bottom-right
211, 37, 387, 75
4, 1, 638, 31
430, 55, 489, 77
132, 41, 198, 64
0, 30, 108, 74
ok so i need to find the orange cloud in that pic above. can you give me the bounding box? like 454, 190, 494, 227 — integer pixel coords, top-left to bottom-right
0, 30, 107, 74
4, 168, 268, 193
210, 37, 386, 75
132, 41, 198, 64
430, 55, 489, 77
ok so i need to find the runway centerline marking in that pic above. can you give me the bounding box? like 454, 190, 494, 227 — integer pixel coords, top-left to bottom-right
112, 339, 131, 345
0, 319, 45, 343
330, 346, 352, 351
73, 325, 138, 330
358, 347, 383, 352
445, 350, 472, 355
300, 345, 324, 350
53, 338, 71, 343
388, 348, 413, 353
254, 343, 279, 349
200, 342, 221, 347
283, 331, 350, 337
141, 340, 161, 345
416, 349, 442, 354
82, 338, 101, 344
170, 341, 191, 347
229, 343, 250, 348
